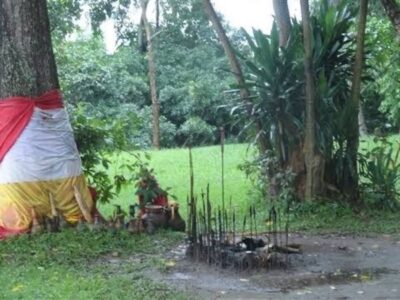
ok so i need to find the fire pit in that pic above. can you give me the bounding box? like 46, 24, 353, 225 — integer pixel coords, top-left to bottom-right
186, 186, 300, 271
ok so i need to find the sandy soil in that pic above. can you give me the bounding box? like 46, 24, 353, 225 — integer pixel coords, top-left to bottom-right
154, 233, 400, 300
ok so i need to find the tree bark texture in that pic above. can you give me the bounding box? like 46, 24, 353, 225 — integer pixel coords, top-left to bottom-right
359, 102, 368, 135
203, 0, 269, 153
273, 0, 291, 47
156, 0, 160, 29
301, 0, 323, 200
0, 0, 59, 99
380, 0, 400, 35
348, 0, 368, 202
141, 0, 160, 149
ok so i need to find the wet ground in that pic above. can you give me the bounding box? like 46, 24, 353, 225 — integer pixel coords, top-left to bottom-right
153, 233, 400, 299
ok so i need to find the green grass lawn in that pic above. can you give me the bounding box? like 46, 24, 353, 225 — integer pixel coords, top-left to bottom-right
100, 144, 256, 218
0, 229, 186, 300
99, 138, 400, 234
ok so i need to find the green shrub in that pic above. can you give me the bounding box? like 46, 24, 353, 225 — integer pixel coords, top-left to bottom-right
177, 117, 216, 146
136, 107, 177, 148
69, 103, 133, 203
359, 138, 400, 210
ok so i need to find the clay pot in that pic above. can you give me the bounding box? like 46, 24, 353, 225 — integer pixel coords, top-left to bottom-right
142, 205, 167, 234
167, 202, 186, 232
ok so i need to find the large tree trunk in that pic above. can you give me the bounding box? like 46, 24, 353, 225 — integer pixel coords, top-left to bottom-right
347, 0, 368, 202
203, 0, 269, 153
380, 0, 400, 35
141, 0, 160, 149
0, 0, 59, 98
273, 0, 291, 47
301, 0, 323, 200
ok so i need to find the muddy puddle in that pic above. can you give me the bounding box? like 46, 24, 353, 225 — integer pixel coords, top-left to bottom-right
150, 233, 400, 299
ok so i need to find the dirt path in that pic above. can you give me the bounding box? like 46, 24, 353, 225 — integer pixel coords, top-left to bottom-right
154, 233, 400, 299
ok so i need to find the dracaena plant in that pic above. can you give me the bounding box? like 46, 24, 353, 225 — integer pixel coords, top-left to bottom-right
231, 0, 360, 200
237, 22, 304, 166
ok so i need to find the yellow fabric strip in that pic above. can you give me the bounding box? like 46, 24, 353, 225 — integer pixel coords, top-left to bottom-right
0, 175, 93, 231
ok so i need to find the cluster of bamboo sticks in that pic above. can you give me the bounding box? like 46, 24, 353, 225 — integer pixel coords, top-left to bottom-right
186, 129, 292, 271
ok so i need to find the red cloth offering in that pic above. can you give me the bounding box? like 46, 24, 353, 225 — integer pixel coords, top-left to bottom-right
0, 90, 63, 162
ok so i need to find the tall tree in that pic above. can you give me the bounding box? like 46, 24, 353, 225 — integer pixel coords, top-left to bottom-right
380, 0, 400, 35
348, 0, 369, 202
273, 0, 291, 46
203, 0, 268, 152
300, 0, 321, 200
0, 0, 59, 98
328, 0, 368, 136
141, 0, 161, 149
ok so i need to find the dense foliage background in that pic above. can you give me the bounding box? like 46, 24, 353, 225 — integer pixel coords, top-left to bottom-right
47, 0, 400, 206
49, 0, 399, 151
50, 0, 248, 148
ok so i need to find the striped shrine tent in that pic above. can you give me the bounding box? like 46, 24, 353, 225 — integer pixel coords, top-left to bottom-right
0, 90, 93, 239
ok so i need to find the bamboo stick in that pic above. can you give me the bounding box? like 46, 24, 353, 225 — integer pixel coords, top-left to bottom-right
220, 127, 225, 213
73, 185, 93, 223
49, 192, 57, 217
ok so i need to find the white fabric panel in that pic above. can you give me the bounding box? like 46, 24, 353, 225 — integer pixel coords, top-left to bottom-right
0, 107, 82, 184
